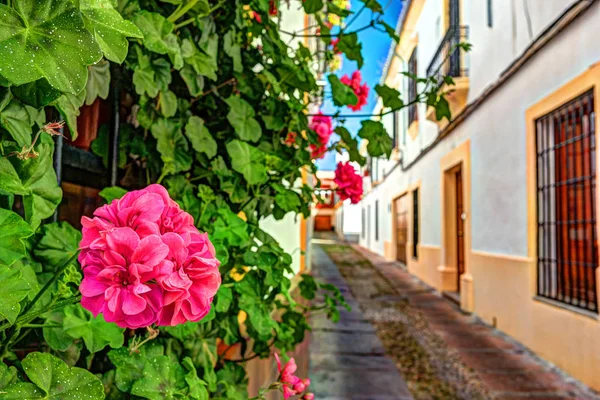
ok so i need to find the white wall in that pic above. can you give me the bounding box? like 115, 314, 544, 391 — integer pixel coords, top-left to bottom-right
360, 0, 599, 256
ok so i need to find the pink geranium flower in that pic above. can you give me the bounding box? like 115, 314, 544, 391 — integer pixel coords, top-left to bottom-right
309, 112, 333, 159
334, 161, 363, 204
80, 228, 170, 328
275, 353, 311, 399
79, 184, 221, 329
340, 70, 369, 111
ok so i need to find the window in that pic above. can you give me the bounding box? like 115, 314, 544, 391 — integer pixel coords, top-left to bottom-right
487, 0, 493, 27
361, 208, 365, 238
375, 200, 379, 241
536, 90, 597, 312
412, 188, 419, 259
407, 47, 418, 127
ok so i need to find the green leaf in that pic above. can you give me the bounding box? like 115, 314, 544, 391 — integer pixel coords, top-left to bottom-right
63, 304, 125, 353
335, 126, 366, 166
108, 344, 164, 393
133, 11, 178, 56
360, 0, 383, 12
302, 0, 324, 13
182, 358, 209, 400
81, 0, 143, 63
181, 37, 218, 81
159, 90, 178, 118
225, 96, 262, 142
357, 120, 393, 158
150, 118, 192, 174
43, 311, 73, 352
99, 186, 128, 203
0, 97, 33, 147
0, 0, 102, 94
375, 84, 404, 111
54, 90, 86, 140
0, 264, 31, 323
180, 66, 204, 96
226, 140, 267, 185
11, 79, 62, 109
2, 352, 104, 399
211, 208, 249, 246
131, 356, 186, 400
0, 362, 18, 390
33, 221, 80, 269
275, 190, 301, 213
378, 20, 399, 42
215, 286, 233, 313
0, 140, 62, 230
337, 32, 363, 69
328, 74, 358, 107
223, 30, 243, 73
185, 116, 217, 159
435, 96, 451, 121
85, 60, 111, 105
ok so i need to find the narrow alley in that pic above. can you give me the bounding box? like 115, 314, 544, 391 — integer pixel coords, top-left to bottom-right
308, 234, 600, 400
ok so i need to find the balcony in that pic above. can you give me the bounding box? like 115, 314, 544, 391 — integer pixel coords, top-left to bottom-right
425, 25, 469, 127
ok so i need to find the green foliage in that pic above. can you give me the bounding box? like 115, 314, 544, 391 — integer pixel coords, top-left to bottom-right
358, 120, 393, 158
1, 352, 104, 399
0, 0, 461, 397
0, 0, 102, 94
0, 208, 33, 266
329, 74, 358, 107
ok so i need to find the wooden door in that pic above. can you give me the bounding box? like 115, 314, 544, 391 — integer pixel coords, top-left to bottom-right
456, 169, 465, 291
395, 195, 408, 263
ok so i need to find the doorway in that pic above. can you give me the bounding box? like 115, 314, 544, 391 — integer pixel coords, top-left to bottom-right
455, 169, 465, 292
395, 194, 409, 264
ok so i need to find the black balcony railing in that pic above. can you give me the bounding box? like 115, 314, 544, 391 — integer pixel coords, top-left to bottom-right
426, 26, 469, 84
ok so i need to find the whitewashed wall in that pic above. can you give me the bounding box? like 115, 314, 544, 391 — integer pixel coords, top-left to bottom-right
359, 0, 599, 256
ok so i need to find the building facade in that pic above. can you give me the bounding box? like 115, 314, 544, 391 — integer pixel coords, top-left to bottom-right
353, 0, 600, 390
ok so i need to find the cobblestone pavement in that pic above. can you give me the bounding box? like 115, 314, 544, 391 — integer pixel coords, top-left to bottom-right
308, 239, 413, 400
307, 233, 600, 400
349, 241, 600, 400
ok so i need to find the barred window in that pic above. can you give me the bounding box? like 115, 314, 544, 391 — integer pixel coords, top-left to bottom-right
407, 48, 418, 127
412, 188, 419, 259
375, 200, 379, 241
536, 90, 597, 312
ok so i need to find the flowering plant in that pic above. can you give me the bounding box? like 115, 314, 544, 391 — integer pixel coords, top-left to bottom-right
309, 112, 334, 159
0, 0, 461, 396
341, 70, 370, 111
334, 161, 364, 204
79, 184, 221, 329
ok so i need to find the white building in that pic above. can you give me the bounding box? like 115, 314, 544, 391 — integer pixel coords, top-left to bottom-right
353, 0, 600, 390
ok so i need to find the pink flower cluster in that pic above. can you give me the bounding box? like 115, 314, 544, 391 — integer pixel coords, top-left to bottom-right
275, 354, 313, 399
340, 70, 369, 111
334, 161, 363, 204
309, 112, 333, 159
79, 184, 221, 329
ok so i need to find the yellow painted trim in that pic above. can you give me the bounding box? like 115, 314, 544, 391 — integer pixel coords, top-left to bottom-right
441, 0, 464, 33
408, 121, 419, 141
299, 168, 308, 273
440, 139, 473, 311
384, 0, 425, 88
525, 61, 600, 298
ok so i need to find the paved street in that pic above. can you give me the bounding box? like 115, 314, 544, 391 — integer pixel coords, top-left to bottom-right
308, 234, 600, 400
308, 240, 413, 400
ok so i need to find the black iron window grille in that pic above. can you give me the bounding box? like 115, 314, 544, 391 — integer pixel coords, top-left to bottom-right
407, 47, 418, 127
536, 89, 597, 313
426, 25, 469, 85
412, 188, 419, 259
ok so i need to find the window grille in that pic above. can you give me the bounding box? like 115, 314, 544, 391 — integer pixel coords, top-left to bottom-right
536, 89, 597, 312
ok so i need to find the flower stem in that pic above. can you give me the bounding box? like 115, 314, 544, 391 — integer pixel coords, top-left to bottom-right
20, 251, 80, 318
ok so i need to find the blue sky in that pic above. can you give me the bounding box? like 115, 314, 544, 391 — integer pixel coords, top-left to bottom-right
317, 0, 403, 170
